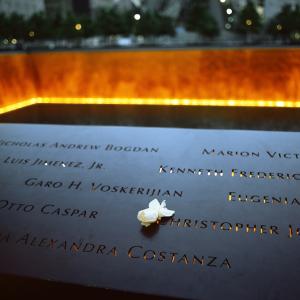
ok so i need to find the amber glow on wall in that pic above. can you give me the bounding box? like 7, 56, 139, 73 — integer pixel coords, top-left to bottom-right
0, 48, 300, 114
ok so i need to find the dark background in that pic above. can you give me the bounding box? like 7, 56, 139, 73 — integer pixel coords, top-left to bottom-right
1, 104, 300, 131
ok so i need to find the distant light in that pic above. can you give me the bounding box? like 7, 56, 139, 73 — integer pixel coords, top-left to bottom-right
225, 23, 231, 30
257, 6, 264, 16
134, 13, 141, 20
246, 19, 252, 26
220, 0, 226, 3
3, 38, 8, 45
276, 24, 282, 31
75, 23, 82, 31
11, 38, 17, 45
226, 8, 232, 15
295, 32, 300, 40
137, 35, 144, 43
28, 31, 35, 37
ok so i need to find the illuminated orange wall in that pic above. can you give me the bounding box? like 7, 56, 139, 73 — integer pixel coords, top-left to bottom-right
1, 48, 300, 108
0, 53, 37, 106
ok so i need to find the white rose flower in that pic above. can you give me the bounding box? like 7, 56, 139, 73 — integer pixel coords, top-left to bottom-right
137, 199, 175, 227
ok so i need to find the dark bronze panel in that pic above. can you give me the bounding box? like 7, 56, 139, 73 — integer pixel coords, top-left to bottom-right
0, 124, 300, 299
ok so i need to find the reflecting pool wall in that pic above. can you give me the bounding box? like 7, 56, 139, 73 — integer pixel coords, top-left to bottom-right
1, 48, 300, 110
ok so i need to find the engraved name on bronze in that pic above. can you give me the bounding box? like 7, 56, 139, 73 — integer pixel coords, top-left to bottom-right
23, 177, 183, 197
2, 156, 104, 171
201, 148, 300, 159
0, 140, 159, 153
128, 245, 231, 268
0, 231, 231, 269
159, 166, 300, 181
228, 192, 300, 206
0, 200, 99, 219
160, 217, 300, 239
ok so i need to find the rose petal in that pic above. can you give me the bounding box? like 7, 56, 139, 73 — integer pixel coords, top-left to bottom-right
148, 199, 161, 211
160, 200, 167, 208
158, 207, 175, 218
141, 222, 152, 227
137, 208, 158, 223
138, 199, 175, 227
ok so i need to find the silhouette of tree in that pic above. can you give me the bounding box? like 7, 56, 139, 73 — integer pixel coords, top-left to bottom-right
235, 0, 262, 34
183, 0, 219, 38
